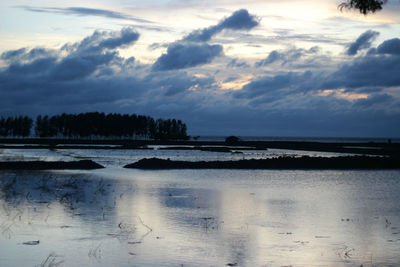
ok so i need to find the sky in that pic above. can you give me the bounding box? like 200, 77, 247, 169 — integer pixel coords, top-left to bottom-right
1, 0, 400, 137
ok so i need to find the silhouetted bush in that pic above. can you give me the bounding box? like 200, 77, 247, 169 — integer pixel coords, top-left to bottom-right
225, 136, 241, 145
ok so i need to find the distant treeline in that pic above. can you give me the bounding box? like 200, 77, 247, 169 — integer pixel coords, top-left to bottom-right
0, 112, 188, 140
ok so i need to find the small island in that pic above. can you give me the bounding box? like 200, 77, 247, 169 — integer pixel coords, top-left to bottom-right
124, 156, 400, 170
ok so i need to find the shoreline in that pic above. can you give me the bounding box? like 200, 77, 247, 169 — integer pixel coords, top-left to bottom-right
0, 160, 104, 170
1, 156, 399, 170
1, 138, 399, 156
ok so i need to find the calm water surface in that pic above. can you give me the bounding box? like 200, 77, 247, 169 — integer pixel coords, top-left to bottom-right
0, 149, 399, 266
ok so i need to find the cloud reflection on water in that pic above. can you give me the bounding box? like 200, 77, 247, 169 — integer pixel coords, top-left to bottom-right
1, 168, 400, 266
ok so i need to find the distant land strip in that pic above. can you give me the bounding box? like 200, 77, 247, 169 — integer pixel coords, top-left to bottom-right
1, 138, 400, 156
124, 156, 400, 170
0, 160, 104, 170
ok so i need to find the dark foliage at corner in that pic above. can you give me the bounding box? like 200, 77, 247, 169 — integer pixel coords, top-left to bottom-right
339, 0, 387, 15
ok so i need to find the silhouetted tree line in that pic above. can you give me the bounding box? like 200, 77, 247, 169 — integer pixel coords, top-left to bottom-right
33, 112, 188, 140
0, 112, 188, 140
0, 116, 33, 137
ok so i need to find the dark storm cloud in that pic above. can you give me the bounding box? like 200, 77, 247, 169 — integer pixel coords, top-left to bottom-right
97, 28, 140, 50
0, 27, 218, 117
353, 94, 394, 108
5, 57, 57, 76
323, 52, 400, 90
376, 38, 400, 55
68, 27, 139, 54
353, 87, 383, 94
0, 27, 139, 68
183, 9, 259, 42
234, 71, 313, 99
1, 48, 57, 63
151, 10, 258, 71
243, 36, 400, 108
1, 48, 27, 61
227, 58, 250, 68
183, 26, 219, 43
256, 47, 320, 67
152, 43, 223, 71
347, 30, 379, 56
0, 27, 139, 83
50, 53, 116, 81
146, 72, 215, 96
18, 6, 152, 23
255, 50, 283, 66
0, 27, 141, 114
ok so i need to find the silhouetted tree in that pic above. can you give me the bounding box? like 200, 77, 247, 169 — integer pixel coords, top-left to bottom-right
150, 118, 189, 140
0, 118, 5, 137
0, 116, 32, 137
21, 116, 33, 137
35, 115, 42, 137
339, 0, 388, 14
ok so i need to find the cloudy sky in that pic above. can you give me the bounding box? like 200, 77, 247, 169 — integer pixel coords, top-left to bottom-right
1, 0, 400, 137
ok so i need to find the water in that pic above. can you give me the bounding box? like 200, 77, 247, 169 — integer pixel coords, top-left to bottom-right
0, 149, 400, 266
195, 136, 400, 143
0, 147, 363, 168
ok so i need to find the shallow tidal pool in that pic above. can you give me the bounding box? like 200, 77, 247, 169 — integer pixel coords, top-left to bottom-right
1, 166, 400, 267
